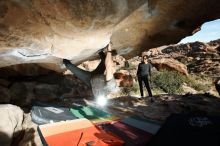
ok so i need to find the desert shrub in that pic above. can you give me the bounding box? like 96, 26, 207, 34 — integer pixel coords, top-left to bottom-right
120, 69, 211, 96
121, 81, 139, 95
152, 70, 187, 94
189, 82, 208, 91
152, 87, 165, 95
186, 76, 210, 91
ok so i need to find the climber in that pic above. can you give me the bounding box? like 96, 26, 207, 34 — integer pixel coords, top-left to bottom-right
63, 42, 133, 103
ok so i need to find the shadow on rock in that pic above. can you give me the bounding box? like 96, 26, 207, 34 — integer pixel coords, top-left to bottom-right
0, 128, 36, 146
0, 131, 11, 146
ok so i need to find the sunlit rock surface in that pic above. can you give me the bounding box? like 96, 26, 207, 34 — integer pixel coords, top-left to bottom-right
0, 104, 24, 146
0, 0, 220, 70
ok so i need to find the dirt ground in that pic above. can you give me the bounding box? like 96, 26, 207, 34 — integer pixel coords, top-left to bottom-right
104, 94, 220, 122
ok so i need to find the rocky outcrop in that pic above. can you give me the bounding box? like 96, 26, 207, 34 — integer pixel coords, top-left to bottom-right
79, 39, 219, 76
145, 39, 220, 76
151, 58, 188, 75
162, 40, 220, 77
0, 39, 219, 106
0, 66, 92, 106
0, 0, 220, 70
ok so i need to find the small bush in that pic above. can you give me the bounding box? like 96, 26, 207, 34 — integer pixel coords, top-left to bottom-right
152, 87, 165, 95
119, 70, 211, 96
186, 77, 210, 91
152, 70, 187, 94
121, 82, 139, 95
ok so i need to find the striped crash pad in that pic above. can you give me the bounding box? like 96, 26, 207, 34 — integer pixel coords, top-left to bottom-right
38, 118, 124, 146
122, 116, 161, 134
96, 121, 153, 146
31, 102, 77, 125
70, 106, 118, 123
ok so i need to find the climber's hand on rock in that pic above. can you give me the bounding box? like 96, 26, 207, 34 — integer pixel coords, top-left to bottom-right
63, 59, 71, 66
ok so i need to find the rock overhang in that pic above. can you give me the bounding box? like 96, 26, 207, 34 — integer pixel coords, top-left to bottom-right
0, 0, 219, 71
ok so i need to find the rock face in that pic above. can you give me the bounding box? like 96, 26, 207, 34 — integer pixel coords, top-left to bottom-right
140, 39, 219, 77
0, 65, 92, 106
0, 0, 220, 70
151, 58, 188, 75
161, 40, 220, 76
81, 39, 220, 76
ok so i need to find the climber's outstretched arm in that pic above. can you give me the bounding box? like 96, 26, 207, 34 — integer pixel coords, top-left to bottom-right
105, 43, 115, 81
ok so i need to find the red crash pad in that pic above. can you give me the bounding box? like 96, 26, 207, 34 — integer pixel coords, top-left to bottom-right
38, 118, 124, 146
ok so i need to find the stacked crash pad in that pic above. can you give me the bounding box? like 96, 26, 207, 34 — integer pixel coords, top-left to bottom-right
31, 102, 118, 124
38, 118, 124, 146
31, 102, 77, 125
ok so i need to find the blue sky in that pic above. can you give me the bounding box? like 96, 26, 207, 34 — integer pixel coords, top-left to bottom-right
179, 19, 220, 43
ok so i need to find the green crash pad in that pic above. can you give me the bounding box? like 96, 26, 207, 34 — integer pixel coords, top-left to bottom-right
70, 106, 118, 123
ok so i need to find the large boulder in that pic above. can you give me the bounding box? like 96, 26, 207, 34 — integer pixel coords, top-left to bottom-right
151, 58, 188, 75
0, 0, 219, 70
0, 104, 24, 146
